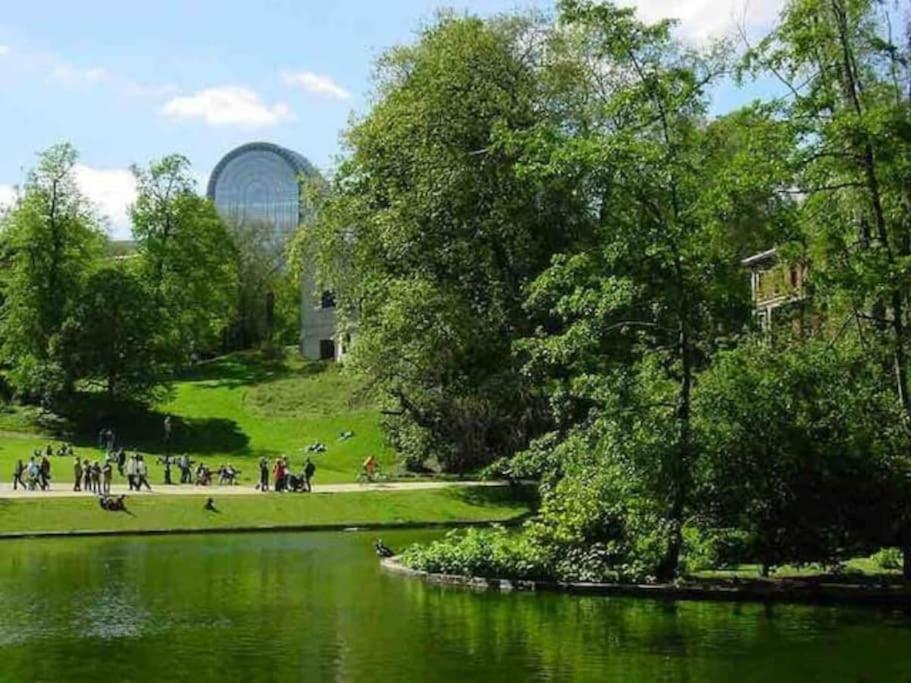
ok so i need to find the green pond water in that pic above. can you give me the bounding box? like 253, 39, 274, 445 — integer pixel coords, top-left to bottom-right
0, 529, 908, 682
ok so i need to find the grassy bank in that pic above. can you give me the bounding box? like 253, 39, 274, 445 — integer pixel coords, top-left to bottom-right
0, 486, 530, 536
0, 351, 396, 485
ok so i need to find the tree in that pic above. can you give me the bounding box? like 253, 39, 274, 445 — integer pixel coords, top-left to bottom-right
746, 0, 911, 417
695, 337, 911, 575
0, 143, 105, 402
510, 0, 799, 579
301, 13, 582, 472
131, 155, 237, 364
64, 264, 168, 403
223, 217, 292, 350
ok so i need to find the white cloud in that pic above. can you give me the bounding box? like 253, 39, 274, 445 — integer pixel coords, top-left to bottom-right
124, 81, 179, 98
0, 184, 18, 211
621, 0, 784, 41
0, 45, 10, 57
50, 63, 110, 86
161, 86, 293, 127
280, 70, 351, 100
73, 165, 137, 239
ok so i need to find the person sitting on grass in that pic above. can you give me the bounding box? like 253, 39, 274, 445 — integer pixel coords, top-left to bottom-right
204, 497, 217, 512
99, 494, 127, 512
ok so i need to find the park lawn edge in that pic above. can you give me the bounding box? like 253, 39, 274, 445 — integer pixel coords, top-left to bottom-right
0, 486, 531, 538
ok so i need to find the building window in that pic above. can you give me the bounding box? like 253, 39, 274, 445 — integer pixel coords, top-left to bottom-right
320, 290, 336, 309
320, 339, 336, 361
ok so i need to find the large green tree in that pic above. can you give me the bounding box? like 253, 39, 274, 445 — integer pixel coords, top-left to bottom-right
747, 0, 911, 415
0, 143, 105, 402
64, 263, 168, 402
131, 155, 237, 364
508, 0, 801, 579
302, 13, 584, 472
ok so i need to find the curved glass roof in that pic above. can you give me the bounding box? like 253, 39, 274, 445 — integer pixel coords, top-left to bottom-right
207, 142, 319, 252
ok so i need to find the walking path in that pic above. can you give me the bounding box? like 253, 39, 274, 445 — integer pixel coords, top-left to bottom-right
0, 480, 509, 499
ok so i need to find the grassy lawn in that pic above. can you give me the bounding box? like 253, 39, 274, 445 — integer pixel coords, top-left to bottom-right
690, 556, 901, 581
0, 486, 530, 535
0, 351, 398, 486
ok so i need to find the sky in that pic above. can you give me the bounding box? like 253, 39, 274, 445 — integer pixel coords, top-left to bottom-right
0, 0, 785, 239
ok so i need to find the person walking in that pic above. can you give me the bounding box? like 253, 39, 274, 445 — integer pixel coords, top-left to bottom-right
126, 453, 138, 491
12, 459, 26, 491
38, 456, 51, 491
304, 458, 316, 492
116, 448, 126, 477
257, 457, 269, 492
73, 458, 83, 492
91, 461, 101, 493
162, 455, 173, 485
137, 455, 152, 491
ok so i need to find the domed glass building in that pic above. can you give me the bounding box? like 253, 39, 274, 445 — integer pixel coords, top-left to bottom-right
207, 142, 339, 360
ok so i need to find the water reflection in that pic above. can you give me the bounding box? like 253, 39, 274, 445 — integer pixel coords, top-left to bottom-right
0, 530, 906, 682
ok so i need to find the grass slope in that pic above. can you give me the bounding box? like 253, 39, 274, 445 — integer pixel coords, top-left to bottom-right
0, 351, 396, 485
0, 487, 529, 535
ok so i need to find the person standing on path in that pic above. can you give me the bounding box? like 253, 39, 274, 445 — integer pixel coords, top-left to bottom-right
101, 461, 112, 495
257, 457, 269, 492
126, 453, 138, 491
162, 455, 173, 485
12, 459, 26, 491
137, 455, 152, 491
304, 458, 316, 492
73, 458, 83, 492
38, 456, 51, 491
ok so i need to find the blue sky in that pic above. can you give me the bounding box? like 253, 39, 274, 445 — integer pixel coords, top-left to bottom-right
0, 0, 783, 239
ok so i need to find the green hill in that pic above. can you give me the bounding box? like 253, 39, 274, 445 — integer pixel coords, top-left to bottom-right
0, 351, 396, 485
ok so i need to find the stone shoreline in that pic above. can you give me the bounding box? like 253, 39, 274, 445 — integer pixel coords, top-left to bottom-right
381, 557, 911, 607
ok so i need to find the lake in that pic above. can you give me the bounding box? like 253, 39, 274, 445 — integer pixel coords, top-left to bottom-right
0, 529, 908, 682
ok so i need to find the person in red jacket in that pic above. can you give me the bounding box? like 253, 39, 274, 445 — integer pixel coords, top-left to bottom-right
273, 457, 285, 493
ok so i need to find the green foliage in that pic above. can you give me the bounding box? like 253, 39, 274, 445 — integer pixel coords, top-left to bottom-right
695, 337, 911, 569
0, 143, 106, 402
873, 547, 903, 571
301, 14, 579, 473
131, 154, 237, 362
64, 263, 169, 403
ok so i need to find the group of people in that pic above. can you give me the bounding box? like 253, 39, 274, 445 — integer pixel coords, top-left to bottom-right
9, 415, 366, 495
257, 456, 316, 493
12, 454, 53, 491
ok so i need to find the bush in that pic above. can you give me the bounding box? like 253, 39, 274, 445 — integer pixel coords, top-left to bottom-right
401, 526, 549, 580
402, 462, 672, 584
682, 527, 752, 573
873, 547, 903, 571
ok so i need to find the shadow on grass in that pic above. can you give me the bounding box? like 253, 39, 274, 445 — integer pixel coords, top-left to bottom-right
180, 351, 331, 392
43, 394, 250, 457
446, 484, 540, 517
